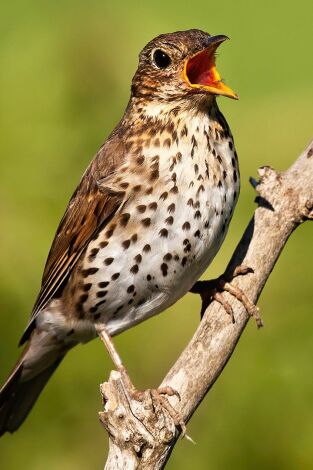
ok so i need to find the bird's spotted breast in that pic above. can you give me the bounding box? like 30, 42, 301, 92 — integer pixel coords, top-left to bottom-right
62, 104, 239, 338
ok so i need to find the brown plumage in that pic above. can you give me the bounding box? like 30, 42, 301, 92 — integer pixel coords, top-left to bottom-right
0, 29, 239, 435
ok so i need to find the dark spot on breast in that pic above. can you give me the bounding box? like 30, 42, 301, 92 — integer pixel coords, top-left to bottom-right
149, 202, 158, 211
146, 186, 153, 195
128, 298, 134, 305
66, 329, 74, 337
160, 191, 168, 201
170, 185, 178, 194
187, 198, 194, 207
111, 273, 120, 281
194, 210, 201, 219
182, 221, 191, 230
233, 170, 238, 182
83, 283, 92, 292
97, 290, 108, 298
223, 170, 227, 180
130, 264, 139, 274
181, 125, 188, 137
171, 173, 177, 182
150, 169, 159, 181
229, 141, 233, 150
120, 182, 129, 189
134, 254, 142, 263
96, 300, 106, 307
174, 254, 180, 261
147, 274, 152, 281
89, 306, 98, 314
104, 257, 114, 265
99, 241, 108, 249
79, 294, 88, 303
133, 185, 141, 192
154, 138, 160, 147
197, 185, 205, 195
82, 267, 99, 277
165, 216, 174, 225
122, 239, 131, 250
120, 213, 130, 227
141, 217, 151, 227
181, 257, 187, 267
164, 138, 171, 147
161, 263, 168, 276
131, 234, 138, 243
136, 155, 145, 165
127, 285, 135, 293
98, 281, 109, 288
168, 203, 175, 213
137, 205, 146, 213
143, 244, 151, 253
194, 230, 201, 238
163, 253, 172, 262
88, 248, 99, 262
159, 228, 168, 237
194, 164, 199, 175
105, 224, 116, 239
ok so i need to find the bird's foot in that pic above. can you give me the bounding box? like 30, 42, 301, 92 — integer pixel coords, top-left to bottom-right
119, 366, 186, 436
190, 265, 263, 328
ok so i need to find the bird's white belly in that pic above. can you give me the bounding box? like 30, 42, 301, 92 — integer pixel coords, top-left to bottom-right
101, 167, 237, 336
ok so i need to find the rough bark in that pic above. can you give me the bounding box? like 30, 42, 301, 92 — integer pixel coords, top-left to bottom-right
99, 140, 313, 469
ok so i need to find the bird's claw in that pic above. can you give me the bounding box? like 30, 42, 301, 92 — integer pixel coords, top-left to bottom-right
119, 369, 186, 436
190, 264, 263, 328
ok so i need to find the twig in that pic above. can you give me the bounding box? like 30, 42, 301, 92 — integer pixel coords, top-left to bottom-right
99, 140, 313, 469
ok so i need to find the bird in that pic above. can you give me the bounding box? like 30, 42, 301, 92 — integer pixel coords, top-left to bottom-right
0, 28, 247, 436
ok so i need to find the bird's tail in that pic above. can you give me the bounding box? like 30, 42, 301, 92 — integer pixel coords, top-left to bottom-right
0, 330, 73, 436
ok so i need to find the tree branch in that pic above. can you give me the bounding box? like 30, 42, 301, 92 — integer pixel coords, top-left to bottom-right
99, 140, 313, 469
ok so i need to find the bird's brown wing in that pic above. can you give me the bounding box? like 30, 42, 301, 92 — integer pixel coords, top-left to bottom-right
20, 136, 126, 345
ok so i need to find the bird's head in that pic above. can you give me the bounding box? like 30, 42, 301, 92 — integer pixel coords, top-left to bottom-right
131, 29, 238, 105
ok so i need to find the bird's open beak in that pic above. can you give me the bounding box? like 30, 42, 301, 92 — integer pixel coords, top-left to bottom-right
183, 35, 238, 100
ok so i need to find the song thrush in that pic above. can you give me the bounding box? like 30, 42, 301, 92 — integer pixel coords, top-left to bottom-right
0, 29, 247, 435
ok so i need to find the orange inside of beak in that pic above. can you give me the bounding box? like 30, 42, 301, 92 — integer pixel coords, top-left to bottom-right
183, 46, 238, 99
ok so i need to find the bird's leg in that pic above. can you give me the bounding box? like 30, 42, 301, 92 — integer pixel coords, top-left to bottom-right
95, 323, 186, 435
190, 265, 263, 328
95, 323, 137, 394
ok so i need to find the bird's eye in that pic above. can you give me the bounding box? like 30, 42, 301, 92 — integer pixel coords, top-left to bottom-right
153, 49, 171, 69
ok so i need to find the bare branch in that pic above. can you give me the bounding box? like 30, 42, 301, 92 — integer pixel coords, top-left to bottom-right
99, 140, 313, 469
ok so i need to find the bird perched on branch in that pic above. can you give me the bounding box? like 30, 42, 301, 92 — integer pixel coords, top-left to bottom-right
0, 29, 258, 435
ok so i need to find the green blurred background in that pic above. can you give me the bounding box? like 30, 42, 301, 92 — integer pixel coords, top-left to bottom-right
0, 0, 312, 468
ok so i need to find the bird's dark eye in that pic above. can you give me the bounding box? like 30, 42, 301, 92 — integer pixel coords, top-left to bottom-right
153, 49, 171, 69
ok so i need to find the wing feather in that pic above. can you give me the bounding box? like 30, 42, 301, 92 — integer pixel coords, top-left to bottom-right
19, 136, 126, 344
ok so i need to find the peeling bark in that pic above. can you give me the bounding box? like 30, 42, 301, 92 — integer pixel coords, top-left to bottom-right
99, 140, 313, 469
